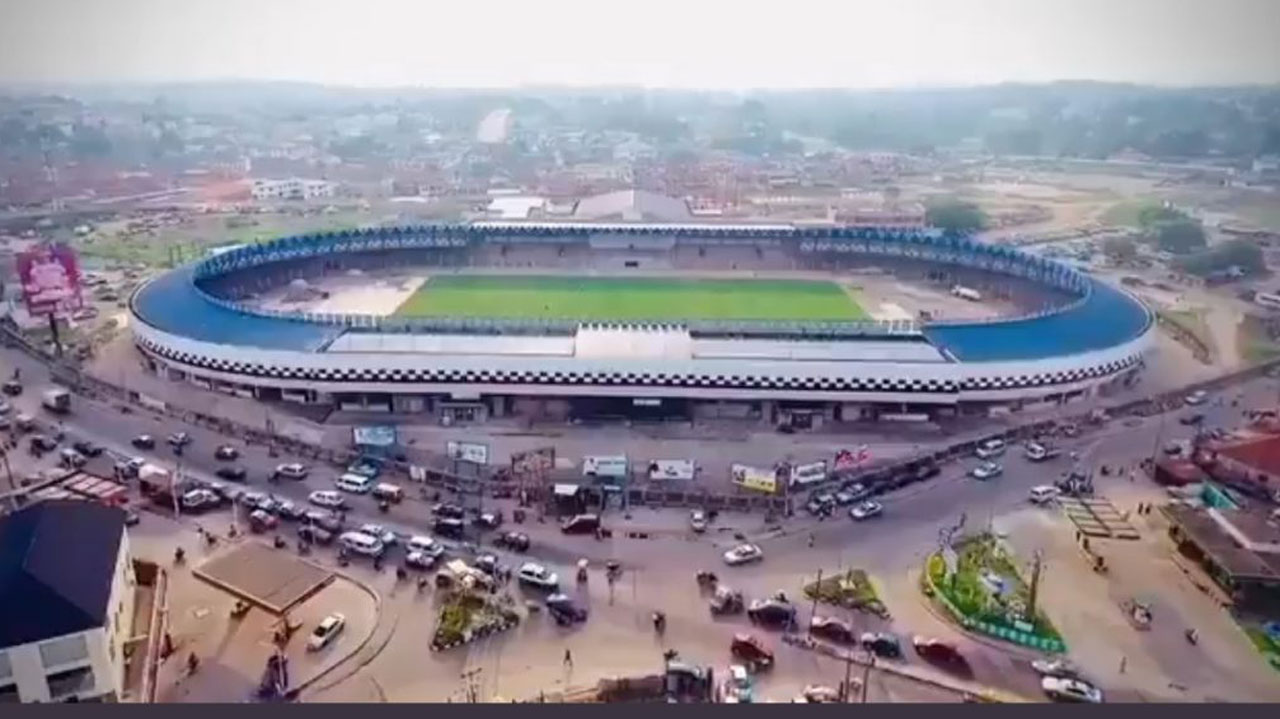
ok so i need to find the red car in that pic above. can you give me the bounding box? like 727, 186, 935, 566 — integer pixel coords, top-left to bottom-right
730, 633, 774, 670
912, 636, 966, 667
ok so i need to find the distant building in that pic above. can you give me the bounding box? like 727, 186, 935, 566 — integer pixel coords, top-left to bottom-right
0, 501, 135, 703
251, 178, 334, 201
1252, 155, 1280, 175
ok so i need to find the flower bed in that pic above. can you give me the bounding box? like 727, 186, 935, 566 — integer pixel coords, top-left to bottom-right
803, 569, 888, 617
430, 593, 521, 651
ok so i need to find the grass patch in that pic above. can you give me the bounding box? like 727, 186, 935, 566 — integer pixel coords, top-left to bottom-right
395, 275, 867, 322
1236, 315, 1280, 365
803, 569, 886, 615
1100, 200, 1163, 229
1243, 626, 1280, 672
1159, 308, 1216, 361
927, 533, 1062, 642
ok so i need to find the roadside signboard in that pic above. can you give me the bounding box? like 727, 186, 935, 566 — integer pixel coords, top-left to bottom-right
582, 455, 628, 479
352, 425, 397, 448
833, 446, 870, 473
17, 243, 84, 317
788, 461, 828, 488
648, 459, 695, 481
731, 464, 778, 494
446, 440, 489, 465
409, 465, 428, 482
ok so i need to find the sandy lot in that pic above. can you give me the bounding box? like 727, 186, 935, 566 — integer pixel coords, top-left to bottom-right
256, 273, 428, 316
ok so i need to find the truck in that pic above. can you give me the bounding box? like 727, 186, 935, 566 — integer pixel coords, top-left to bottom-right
41, 388, 71, 414
138, 463, 178, 506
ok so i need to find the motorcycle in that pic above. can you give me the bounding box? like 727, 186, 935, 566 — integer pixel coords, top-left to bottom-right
173, 547, 186, 565
652, 611, 666, 634
1185, 628, 1198, 645
378, 500, 390, 514
577, 558, 589, 583
696, 570, 718, 588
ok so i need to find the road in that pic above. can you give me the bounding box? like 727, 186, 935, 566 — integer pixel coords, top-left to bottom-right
5, 344, 1279, 703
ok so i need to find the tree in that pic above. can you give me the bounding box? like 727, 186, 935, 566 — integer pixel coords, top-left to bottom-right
926, 199, 988, 235
1175, 240, 1265, 277
1102, 236, 1139, 263
1154, 218, 1207, 255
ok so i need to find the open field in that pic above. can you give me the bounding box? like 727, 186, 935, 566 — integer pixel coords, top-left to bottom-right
394, 275, 867, 322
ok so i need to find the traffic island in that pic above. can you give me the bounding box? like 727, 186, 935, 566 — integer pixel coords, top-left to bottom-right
803, 568, 889, 618
922, 532, 1066, 653
430, 592, 520, 652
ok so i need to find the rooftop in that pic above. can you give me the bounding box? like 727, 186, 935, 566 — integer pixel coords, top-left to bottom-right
0, 500, 126, 647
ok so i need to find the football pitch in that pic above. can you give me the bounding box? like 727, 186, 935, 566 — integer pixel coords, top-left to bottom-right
394, 275, 867, 322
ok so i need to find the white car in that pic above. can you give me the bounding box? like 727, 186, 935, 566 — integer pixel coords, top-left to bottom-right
850, 501, 883, 521
974, 439, 1006, 459
723, 543, 764, 566
970, 462, 1002, 480
1184, 390, 1208, 406
516, 562, 559, 589
407, 535, 444, 559
1031, 658, 1083, 679
359, 524, 397, 546
690, 510, 708, 533
1041, 676, 1103, 703
307, 613, 346, 651
308, 490, 346, 509
275, 463, 309, 480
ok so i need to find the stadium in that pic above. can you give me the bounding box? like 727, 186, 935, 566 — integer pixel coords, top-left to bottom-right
128, 218, 1154, 426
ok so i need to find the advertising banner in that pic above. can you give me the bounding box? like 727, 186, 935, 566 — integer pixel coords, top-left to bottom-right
731, 464, 778, 494
352, 425, 397, 448
17, 243, 84, 317
833, 446, 871, 473
582, 455, 628, 479
789, 461, 829, 488
446, 440, 489, 465
648, 459, 695, 481
511, 447, 555, 476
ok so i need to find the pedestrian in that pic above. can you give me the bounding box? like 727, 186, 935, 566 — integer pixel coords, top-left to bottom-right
563, 648, 572, 666
1120, 656, 1127, 674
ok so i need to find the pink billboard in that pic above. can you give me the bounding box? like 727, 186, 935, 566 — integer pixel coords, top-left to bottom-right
17, 243, 85, 317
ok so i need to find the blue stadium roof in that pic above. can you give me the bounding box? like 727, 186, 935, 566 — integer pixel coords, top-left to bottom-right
132, 266, 341, 351
923, 279, 1151, 362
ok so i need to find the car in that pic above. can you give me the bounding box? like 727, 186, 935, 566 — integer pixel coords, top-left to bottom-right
912, 636, 966, 667
474, 511, 504, 530
860, 632, 902, 659
297, 524, 335, 545
274, 463, 308, 480
404, 551, 437, 570
358, 524, 397, 546
115, 457, 147, 479
970, 462, 1003, 480
746, 598, 797, 628
433, 517, 465, 539
308, 490, 346, 509
1041, 676, 1103, 703
975, 439, 1006, 459
473, 553, 501, 576
248, 509, 278, 533
1180, 413, 1205, 426
1031, 658, 1084, 679
346, 458, 381, 478
810, 617, 857, 644
495, 531, 530, 552
273, 500, 306, 521
834, 484, 868, 505
690, 509, 708, 533
516, 562, 559, 590
559, 514, 600, 535
215, 466, 247, 482
545, 594, 589, 624
58, 448, 86, 469
123, 510, 141, 527
1184, 390, 1208, 406
850, 501, 883, 521
307, 613, 346, 651
237, 490, 268, 508
2, 380, 23, 396
1023, 442, 1060, 462
407, 535, 445, 559
167, 432, 192, 447
730, 633, 774, 670
179, 489, 220, 512
71, 439, 104, 457
805, 494, 835, 516
431, 503, 466, 519
723, 543, 764, 566
214, 444, 240, 461
132, 434, 156, 450
1163, 441, 1185, 456
0, 399, 9, 415
13, 413, 35, 432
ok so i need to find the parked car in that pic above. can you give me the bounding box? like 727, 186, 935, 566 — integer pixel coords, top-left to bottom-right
179, 489, 220, 513
810, 617, 857, 644
297, 524, 335, 545
131, 434, 156, 450
850, 501, 883, 521
1184, 390, 1208, 406
307, 613, 346, 651
404, 551, 437, 570
730, 633, 774, 670
215, 466, 247, 482
835, 483, 869, 505
308, 490, 346, 509
517, 562, 559, 590
860, 632, 902, 659
747, 598, 797, 629
970, 462, 1003, 480
433, 517, 465, 539
431, 503, 466, 519
71, 439, 104, 457
690, 509, 708, 533
214, 444, 240, 461
1041, 676, 1103, 703
115, 457, 146, 480
358, 524, 397, 546
1031, 658, 1084, 679
805, 494, 835, 517
248, 509, 278, 533
274, 463, 309, 480
912, 636, 966, 669
975, 438, 1006, 459
273, 500, 306, 521
495, 531, 531, 552
723, 543, 764, 566
560, 513, 600, 535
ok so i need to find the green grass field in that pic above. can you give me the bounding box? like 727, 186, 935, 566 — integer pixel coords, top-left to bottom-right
394, 275, 866, 322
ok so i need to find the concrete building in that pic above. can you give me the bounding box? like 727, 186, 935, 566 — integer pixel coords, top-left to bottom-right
0, 501, 135, 703
250, 178, 335, 201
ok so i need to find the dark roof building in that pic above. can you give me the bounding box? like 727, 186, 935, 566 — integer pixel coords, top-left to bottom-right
0, 501, 127, 647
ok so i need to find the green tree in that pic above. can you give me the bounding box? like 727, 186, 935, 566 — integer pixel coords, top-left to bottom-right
1154, 218, 1207, 254
1175, 240, 1265, 277
926, 199, 988, 235
1102, 236, 1139, 262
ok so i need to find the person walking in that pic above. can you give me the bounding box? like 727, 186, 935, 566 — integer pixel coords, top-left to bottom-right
563, 648, 573, 667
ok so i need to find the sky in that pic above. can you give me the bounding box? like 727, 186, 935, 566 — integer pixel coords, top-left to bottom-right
0, 0, 1278, 89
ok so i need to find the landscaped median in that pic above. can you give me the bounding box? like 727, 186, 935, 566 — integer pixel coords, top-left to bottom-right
922, 532, 1066, 654
431, 592, 521, 652
803, 568, 889, 618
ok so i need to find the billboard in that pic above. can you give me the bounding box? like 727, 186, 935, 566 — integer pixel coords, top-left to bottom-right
446, 440, 489, 465
648, 459, 695, 481
17, 243, 84, 317
511, 447, 555, 476
731, 464, 778, 494
352, 425, 397, 448
833, 446, 871, 473
789, 461, 829, 488
583, 455, 628, 479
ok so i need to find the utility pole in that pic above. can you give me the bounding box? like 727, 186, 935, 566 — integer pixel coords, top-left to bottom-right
861, 654, 875, 703
807, 569, 823, 637
1028, 550, 1044, 618
461, 667, 481, 703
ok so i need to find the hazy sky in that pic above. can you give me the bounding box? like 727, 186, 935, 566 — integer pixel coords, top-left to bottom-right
1, 0, 1278, 89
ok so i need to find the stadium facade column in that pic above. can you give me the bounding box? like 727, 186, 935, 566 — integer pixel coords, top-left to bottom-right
760, 400, 776, 425
489, 395, 507, 418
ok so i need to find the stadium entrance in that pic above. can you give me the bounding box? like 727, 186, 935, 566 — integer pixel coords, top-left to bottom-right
568, 397, 691, 422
